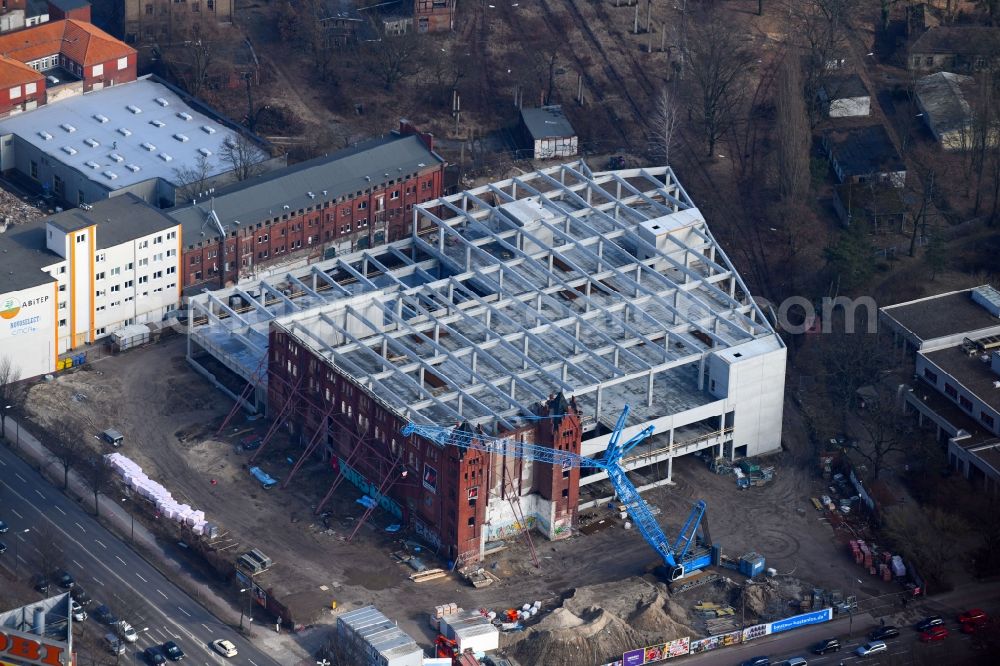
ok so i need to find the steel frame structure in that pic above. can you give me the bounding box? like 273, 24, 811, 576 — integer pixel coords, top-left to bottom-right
187, 161, 780, 437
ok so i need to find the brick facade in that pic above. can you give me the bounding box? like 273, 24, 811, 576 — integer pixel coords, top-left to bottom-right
267, 326, 582, 562
414, 0, 454, 33
180, 132, 445, 291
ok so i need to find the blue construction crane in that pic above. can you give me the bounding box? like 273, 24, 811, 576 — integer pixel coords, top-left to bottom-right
401, 405, 716, 581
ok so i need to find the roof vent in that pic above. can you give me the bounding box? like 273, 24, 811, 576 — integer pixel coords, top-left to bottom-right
149, 119, 165, 128
283, 205, 290, 210
126, 105, 142, 114
158, 153, 173, 162
117, 127, 131, 137
141, 142, 156, 152
201, 125, 216, 135
85, 160, 100, 169
173, 133, 189, 143
308, 192, 315, 198
126, 164, 140, 173
37, 131, 52, 140
92, 114, 109, 124
61, 146, 77, 155
155, 97, 169, 107
103, 170, 118, 180
109, 153, 124, 163
197, 147, 212, 157
84, 138, 99, 148
60, 123, 76, 133
176, 112, 192, 121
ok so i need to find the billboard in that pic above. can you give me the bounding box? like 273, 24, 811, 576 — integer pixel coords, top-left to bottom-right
770, 608, 833, 634
0, 626, 70, 666
742, 623, 770, 642
689, 630, 742, 654
622, 637, 690, 665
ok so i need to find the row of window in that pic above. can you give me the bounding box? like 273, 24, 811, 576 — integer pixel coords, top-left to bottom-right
58, 283, 177, 327
925, 367, 997, 430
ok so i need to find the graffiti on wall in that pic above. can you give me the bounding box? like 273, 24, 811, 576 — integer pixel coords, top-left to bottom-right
338, 458, 403, 519
414, 518, 442, 549
485, 515, 538, 541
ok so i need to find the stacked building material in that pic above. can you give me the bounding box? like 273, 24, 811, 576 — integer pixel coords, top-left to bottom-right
105, 452, 209, 534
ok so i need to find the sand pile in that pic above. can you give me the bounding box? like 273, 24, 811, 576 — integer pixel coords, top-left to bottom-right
506, 578, 697, 666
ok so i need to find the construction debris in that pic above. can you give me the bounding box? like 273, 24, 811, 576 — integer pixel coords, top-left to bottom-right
410, 568, 448, 583
0, 188, 45, 228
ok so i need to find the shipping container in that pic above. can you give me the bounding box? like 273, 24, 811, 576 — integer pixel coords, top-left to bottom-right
337, 606, 423, 666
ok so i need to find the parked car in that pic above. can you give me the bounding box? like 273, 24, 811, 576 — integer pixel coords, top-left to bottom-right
70, 585, 92, 606
0, 519, 8, 533
211, 639, 238, 658
856, 641, 887, 657
54, 569, 75, 588
239, 434, 262, 451
869, 625, 900, 641
118, 621, 139, 642
916, 616, 945, 632
94, 605, 118, 625
959, 609, 988, 625
103, 633, 125, 656
811, 638, 840, 655
920, 625, 949, 642
162, 641, 185, 661
740, 657, 769, 666
71, 600, 87, 622
784, 659, 807, 666
32, 574, 49, 593
0, 542, 6, 554
143, 647, 166, 665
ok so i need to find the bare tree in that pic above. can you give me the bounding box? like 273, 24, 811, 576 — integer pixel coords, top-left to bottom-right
220, 135, 268, 182
686, 9, 755, 156
786, 0, 858, 123
30, 524, 63, 578
851, 384, 912, 482
882, 504, 968, 591
47, 419, 88, 490
161, 20, 220, 97
368, 26, 426, 92
0, 355, 24, 439
775, 54, 810, 201
647, 86, 682, 165
83, 454, 117, 518
172, 153, 214, 204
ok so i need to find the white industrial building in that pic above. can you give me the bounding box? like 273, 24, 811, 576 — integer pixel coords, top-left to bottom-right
0, 76, 281, 208
186, 162, 786, 501
0, 194, 182, 379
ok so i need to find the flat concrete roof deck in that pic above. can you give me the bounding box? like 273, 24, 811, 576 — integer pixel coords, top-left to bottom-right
922, 345, 1000, 414
882, 288, 1000, 344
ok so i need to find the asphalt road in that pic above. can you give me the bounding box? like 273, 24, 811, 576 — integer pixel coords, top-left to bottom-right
0, 444, 281, 666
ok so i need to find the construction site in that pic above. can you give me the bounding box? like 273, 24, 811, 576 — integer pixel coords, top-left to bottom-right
15, 161, 922, 665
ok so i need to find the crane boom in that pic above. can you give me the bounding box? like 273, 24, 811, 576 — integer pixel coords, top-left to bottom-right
400, 407, 715, 581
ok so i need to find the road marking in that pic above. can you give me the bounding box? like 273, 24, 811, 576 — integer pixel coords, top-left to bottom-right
0, 458, 5, 465
34, 489, 45, 500
157, 589, 168, 599
136, 573, 148, 583
72, 559, 83, 569
74, 522, 85, 532
14, 473, 25, 482
55, 506, 66, 515
115, 555, 126, 565
95, 539, 107, 549
201, 623, 211, 633
15, 532, 26, 542
248, 660, 259, 666
93, 577, 104, 586
10, 509, 22, 519
178, 606, 191, 617
17, 554, 26, 563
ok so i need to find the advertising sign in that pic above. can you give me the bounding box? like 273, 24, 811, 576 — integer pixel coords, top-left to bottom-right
742, 623, 770, 642
0, 293, 50, 338
623, 649, 645, 666
689, 630, 743, 655
0, 626, 70, 666
666, 637, 690, 658
770, 608, 833, 634
643, 644, 665, 662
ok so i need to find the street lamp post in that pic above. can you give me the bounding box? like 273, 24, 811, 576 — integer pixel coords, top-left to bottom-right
4, 405, 18, 447
14, 528, 29, 577
121, 498, 134, 543
239, 588, 248, 632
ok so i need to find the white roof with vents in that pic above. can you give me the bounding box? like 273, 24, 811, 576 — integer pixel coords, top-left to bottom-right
0, 77, 249, 192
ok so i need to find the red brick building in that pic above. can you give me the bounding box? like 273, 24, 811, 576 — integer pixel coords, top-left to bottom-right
47, 0, 93, 22
171, 123, 446, 292
414, 0, 454, 32
0, 18, 136, 116
266, 317, 583, 562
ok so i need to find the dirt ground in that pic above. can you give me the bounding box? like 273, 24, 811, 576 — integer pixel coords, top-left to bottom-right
21, 335, 906, 664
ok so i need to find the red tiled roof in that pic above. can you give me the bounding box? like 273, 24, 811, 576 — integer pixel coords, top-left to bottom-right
0, 19, 135, 69
0, 54, 44, 88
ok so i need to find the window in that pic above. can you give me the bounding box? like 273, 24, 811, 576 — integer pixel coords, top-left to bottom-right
153, 253, 164, 262
96, 305, 105, 312
124, 279, 133, 288
154, 235, 163, 244
138, 275, 148, 284
118, 56, 128, 70
110, 267, 121, 276
467, 516, 475, 527
960, 395, 973, 412
153, 270, 162, 279
982, 412, 996, 428
208, 0, 214, 8
92, 63, 104, 77
923, 368, 938, 383
126, 262, 133, 270
76, 233, 86, 243
96, 271, 105, 280
166, 230, 177, 240
96, 253, 106, 262
59, 318, 66, 327
25, 82, 36, 95
358, 201, 367, 210
925, 56, 933, 66
138, 240, 148, 249
391, 190, 400, 200
945, 383, 958, 398
110, 284, 120, 292
166, 249, 176, 257
58, 284, 66, 292
145, 4, 153, 14
58, 266, 66, 274
30, 160, 38, 179
166, 266, 176, 274
192, 1, 200, 10
58, 301, 66, 310
138, 258, 148, 267
9, 85, 20, 99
